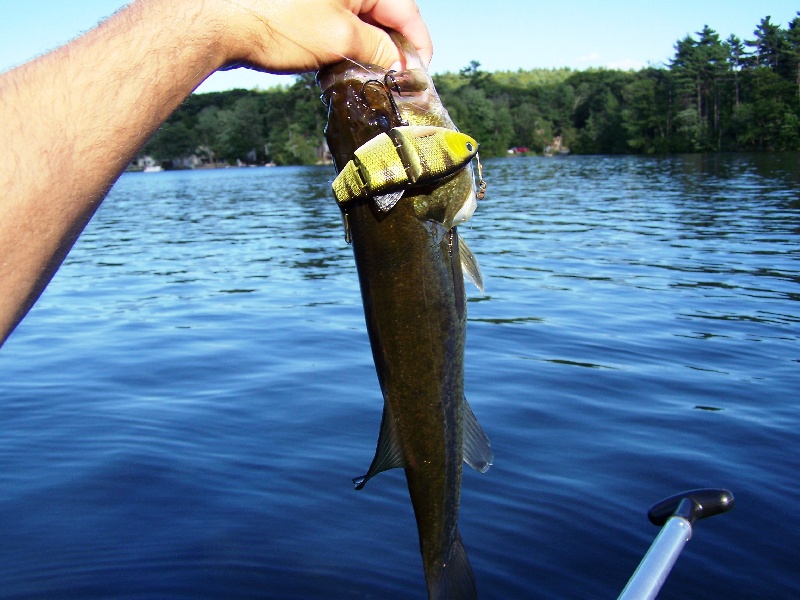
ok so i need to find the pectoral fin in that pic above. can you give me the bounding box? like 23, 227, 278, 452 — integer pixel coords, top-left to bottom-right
458, 235, 484, 293
353, 402, 406, 489
463, 397, 493, 473
374, 190, 405, 212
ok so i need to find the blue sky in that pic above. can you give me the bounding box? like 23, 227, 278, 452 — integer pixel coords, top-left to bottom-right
1, 1, 797, 93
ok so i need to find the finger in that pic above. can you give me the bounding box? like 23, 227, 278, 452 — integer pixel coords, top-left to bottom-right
361, 0, 433, 65
327, 13, 401, 69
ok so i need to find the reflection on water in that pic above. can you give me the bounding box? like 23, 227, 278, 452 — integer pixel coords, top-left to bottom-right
0, 156, 798, 599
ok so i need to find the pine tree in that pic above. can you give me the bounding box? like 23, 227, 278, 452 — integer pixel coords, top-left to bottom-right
746, 16, 783, 69
785, 14, 800, 104
726, 35, 745, 109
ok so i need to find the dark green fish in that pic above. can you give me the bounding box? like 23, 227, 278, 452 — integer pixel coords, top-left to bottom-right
318, 33, 492, 599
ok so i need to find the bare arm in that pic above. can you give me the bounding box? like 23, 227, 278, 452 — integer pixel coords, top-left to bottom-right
0, 0, 431, 346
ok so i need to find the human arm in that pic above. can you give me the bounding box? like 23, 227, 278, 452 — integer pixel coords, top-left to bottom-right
0, 0, 432, 346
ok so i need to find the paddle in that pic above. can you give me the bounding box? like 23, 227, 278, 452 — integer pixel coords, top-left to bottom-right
618, 488, 735, 600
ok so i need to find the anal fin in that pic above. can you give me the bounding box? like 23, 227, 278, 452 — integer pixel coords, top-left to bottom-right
353, 402, 406, 489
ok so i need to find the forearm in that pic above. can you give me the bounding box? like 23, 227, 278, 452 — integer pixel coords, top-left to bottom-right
0, 0, 224, 340
0, 0, 431, 346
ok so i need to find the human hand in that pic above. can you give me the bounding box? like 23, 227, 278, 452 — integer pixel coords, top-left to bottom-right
205, 0, 433, 74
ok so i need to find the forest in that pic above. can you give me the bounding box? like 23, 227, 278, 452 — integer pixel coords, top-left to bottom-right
140, 14, 800, 167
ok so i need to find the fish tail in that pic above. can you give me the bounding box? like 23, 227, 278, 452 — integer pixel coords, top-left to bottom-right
427, 530, 478, 600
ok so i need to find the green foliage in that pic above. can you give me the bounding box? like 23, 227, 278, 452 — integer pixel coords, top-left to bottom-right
142, 74, 327, 166
141, 14, 800, 165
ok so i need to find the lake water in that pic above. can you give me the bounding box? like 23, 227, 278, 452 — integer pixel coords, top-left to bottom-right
1, 154, 798, 599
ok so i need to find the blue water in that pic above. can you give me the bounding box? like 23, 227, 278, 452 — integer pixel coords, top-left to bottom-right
1, 154, 798, 599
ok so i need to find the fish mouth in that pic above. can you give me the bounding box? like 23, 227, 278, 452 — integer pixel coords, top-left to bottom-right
317, 32, 429, 96
317, 59, 429, 98
317, 32, 439, 139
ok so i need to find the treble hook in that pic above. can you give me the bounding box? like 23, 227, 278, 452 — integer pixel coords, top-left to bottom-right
359, 73, 408, 127
383, 71, 403, 96
475, 152, 488, 200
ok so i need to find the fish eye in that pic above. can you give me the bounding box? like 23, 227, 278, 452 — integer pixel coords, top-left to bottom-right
466, 142, 474, 153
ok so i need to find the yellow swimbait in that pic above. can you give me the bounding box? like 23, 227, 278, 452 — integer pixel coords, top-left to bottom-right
332, 125, 479, 211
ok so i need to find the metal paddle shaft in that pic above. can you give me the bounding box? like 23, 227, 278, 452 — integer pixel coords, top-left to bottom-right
618, 488, 735, 600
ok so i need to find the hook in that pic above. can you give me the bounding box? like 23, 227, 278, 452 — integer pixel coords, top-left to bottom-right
359, 75, 408, 127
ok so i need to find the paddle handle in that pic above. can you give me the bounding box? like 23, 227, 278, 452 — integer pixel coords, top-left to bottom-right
618, 489, 734, 600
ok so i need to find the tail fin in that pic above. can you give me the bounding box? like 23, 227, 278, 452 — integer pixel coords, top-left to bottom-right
427, 530, 478, 600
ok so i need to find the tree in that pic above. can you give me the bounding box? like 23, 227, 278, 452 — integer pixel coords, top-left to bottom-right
697, 26, 729, 148
134, 14, 800, 163
726, 35, 745, 109
441, 85, 512, 155
622, 71, 672, 153
510, 102, 551, 152
785, 13, 800, 104
668, 26, 731, 151
746, 16, 783, 69
738, 67, 788, 149
144, 121, 197, 161
565, 70, 632, 153
459, 60, 493, 89
671, 34, 703, 117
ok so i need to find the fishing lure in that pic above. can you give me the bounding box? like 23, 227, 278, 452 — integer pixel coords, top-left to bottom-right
331, 125, 479, 212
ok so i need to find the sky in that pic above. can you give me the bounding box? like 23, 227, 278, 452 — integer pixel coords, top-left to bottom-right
1, 1, 798, 93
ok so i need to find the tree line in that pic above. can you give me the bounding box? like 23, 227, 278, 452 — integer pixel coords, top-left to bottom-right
141, 14, 800, 166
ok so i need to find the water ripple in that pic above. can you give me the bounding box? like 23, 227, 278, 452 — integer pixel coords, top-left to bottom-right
1, 157, 799, 599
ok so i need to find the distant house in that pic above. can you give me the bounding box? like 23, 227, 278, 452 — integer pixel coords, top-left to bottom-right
127, 155, 162, 172
544, 136, 570, 156
128, 149, 216, 172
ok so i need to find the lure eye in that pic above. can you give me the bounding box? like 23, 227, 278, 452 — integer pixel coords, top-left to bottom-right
466, 142, 474, 153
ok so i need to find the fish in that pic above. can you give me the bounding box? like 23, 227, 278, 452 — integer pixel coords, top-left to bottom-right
318, 32, 492, 599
